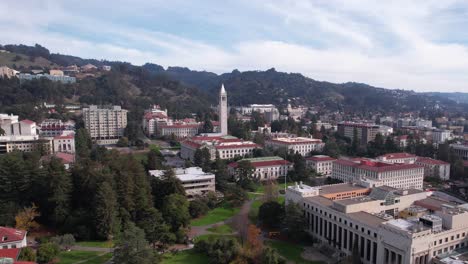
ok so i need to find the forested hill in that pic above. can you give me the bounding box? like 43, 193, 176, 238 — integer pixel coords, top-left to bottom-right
2, 43, 468, 117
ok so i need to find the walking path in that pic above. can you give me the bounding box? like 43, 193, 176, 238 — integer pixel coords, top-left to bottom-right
71, 245, 113, 252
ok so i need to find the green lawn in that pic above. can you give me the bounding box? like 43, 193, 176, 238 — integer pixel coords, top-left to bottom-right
206, 224, 233, 234
266, 240, 323, 264
162, 249, 208, 264
76, 240, 114, 248
191, 204, 240, 226
132, 152, 149, 163
255, 181, 294, 193
57, 250, 109, 264
249, 196, 285, 223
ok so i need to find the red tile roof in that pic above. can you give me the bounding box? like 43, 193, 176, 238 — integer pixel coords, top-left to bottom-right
335, 158, 423, 173
20, 119, 35, 125
306, 156, 336, 162
0, 248, 20, 260
54, 152, 75, 164
216, 143, 259, 149
160, 124, 199, 129
229, 159, 292, 168
416, 157, 449, 165
53, 134, 75, 140
0, 227, 26, 244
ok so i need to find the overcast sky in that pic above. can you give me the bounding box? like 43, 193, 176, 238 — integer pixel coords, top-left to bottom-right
2, 0, 468, 92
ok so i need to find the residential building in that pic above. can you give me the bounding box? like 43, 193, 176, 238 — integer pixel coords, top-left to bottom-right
376, 153, 418, 164
181, 135, 258, 161
228, 156, 293, 181
432, 129, 452, 144
149, 167, 215, 199
142, 105, 169, 137
0, 227, 27, 249
451, 143, 468, 160
101, 65, 111, 71
265, 136, 324, 156
18, 73, 76, 84
286, 182, 468, 264
306, 155, 336, 176
49, 69, 64, 76
81, 64, 97, 71
331, 158, 424, 190
0, 66, 19, 79
264, 108, 280, 123
235, 104, 277, 115
415, 157, 450, 180
337, 122, 381, 144
82, 105, 128, 145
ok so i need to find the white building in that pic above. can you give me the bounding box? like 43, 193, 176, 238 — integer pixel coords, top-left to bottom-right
265, 137, 324, 156
181, 135, 258, 161
415, 157, 451, 180
286, 182, 468, 264
0, 66, 19, 79
432, 129, 452, 144
332, 158, 424, 190
0, 227, 27, 249
52, 134, 75, 154
18, 73, 76, 84
149, 167, 215, 199
306, 155, 336, 176
142, 105, 169, 137
376, 153, 418, 164
82, 105, 128, 145
39, 119, 75, 137
228, 156, 292, 181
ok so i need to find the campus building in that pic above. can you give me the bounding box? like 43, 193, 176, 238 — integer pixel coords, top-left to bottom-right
376, 153, 418, 164
415, 157, 451, 181
331, 158, 424, 190
286, 182, 468, 264
228, 156, 293, 181
265, 136, 324, 156
337, 122, 380, 144
149, 167, 215, 199
451, 143, 468, 161
306, 155, 336, 176
82, 105, 128, 145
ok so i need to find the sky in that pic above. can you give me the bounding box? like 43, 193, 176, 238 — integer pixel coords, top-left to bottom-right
1, 0, 468, 92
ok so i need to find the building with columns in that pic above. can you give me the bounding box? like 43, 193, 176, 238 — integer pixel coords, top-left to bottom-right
286, 182, 468, 264
228, 156, 293, 181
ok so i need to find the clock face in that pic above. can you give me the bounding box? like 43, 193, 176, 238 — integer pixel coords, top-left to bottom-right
222, 97, 226, 101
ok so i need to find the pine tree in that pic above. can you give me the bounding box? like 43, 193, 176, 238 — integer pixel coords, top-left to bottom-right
43, 157, 72, 225
95, 181, 119, 240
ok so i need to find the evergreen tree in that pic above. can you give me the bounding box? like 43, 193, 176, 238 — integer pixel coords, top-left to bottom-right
161, 194, 190, 242
152, 170, 185, 209
95, 181, 119, 240
43, 157, 72, 226
113, 223, 159, 264
194, 148, 203, 167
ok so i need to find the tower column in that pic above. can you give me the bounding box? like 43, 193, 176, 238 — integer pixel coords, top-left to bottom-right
219, 84, 228, 136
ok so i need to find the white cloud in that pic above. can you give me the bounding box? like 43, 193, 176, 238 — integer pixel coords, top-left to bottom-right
0, 0, 468, 92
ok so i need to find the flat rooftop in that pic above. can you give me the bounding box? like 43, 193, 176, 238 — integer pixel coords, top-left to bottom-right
348, 211, 387, 228
320, 183, 369, 195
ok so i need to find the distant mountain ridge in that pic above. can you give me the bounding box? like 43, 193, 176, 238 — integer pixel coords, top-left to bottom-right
424, 92, 468, 104
2, 43, 468, 116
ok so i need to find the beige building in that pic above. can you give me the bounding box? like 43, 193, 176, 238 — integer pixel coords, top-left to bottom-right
49, 69, 64, 76
265, 136, 324, 156
286, 182, 468, 264
332, 158, 424, 190
149, 167, 215, 199
306, 155, 336, 176
82, 105, 128, 145
228, 156, 293, 181
415, 157, 450, 180
337, 122, 380, 145
376, 153, 419, 164
0, 66, 19, 79
181, 135, 258, 161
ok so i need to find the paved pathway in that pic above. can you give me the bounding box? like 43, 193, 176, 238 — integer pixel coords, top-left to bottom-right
71, 245, 113, 252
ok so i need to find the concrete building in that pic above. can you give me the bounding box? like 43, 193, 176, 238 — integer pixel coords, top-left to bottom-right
376, 153, 418, 164
415, 158, 450, 180
38, 119, 75, 137
228, 156, 293, 181
219, 84, 228, 136
149, 167, 215, 199
142, 105, 169, 137
181, 135, 258, 161
18, 73, 76, 84
451, 143, 468, 160
82, 105, 128, 145
0, 227, 27, 249
265, 137, 324, 156
52, 134, 75, 154
306, 155, 336, 176
286, 182, 468, 264
337, 122, 381, 145
332, 158, 424, 190
432, 130, 452, 144
49, 69, 64, 76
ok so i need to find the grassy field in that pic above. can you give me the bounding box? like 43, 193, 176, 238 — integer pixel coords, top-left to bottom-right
76, 240, 114, 248
191, 204, 240, 226
0, 52, 58, 68
266, 240, 322, 264
57, 251, 111, 264
206, 224, 233, 234
161, 249, 208, 264
255, 181, 294, 193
